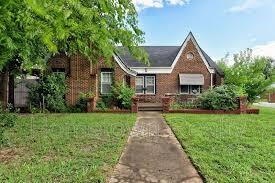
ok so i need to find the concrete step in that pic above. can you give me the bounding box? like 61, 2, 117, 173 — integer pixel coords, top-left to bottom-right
138, 103, 163, 111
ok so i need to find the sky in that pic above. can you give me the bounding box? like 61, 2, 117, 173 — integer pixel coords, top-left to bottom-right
133, 0, 275, 61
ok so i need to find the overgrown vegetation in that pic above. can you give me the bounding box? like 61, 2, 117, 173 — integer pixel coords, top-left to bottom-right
218, 49, 275, 103
165, 107, 275, 182
70, 92, 95, 113
0, 113, 135, 182
0, 106, 16, 145
28, 73, 67, 113
197, 85, 240, 110
95, 83, 135, 110
171, 101, 197, 110
112, 83, 135, 109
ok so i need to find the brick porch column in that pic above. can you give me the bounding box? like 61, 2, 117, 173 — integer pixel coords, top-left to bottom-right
239, 96, 247, 114
87, 97, 97, 112
131, 97, 139, 113
162, 96, 171, 113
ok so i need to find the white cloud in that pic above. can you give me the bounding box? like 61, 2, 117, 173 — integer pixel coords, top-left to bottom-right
133, 0, 190, 11
166, 0, 190, 6
228, 0, 263, 13
253, 41, 275, 59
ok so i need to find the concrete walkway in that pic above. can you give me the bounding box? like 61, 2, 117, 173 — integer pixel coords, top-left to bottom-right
109, 112, 202, 183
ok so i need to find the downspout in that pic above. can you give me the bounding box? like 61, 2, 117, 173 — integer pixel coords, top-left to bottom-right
210, 73, 213, 89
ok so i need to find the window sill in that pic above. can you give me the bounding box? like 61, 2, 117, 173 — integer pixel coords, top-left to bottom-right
178, 93, 200, 96
135, 94, 156, 96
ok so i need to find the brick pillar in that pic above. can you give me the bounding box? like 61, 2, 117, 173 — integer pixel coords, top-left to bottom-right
87, 97, 97, 112
131, 97, 139, 113
268, 92, 275, 103
239, 96, 247, 114
162, 96, 171, 113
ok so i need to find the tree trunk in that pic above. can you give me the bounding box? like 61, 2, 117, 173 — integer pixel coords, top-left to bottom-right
0, 69, 9, 108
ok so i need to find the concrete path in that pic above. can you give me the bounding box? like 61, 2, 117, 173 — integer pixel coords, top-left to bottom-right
254, 102, 275, 108
109, 112, 202, 183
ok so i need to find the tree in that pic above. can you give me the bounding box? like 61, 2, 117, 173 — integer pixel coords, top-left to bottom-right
218, 49, 275, 102
0, 0, 148, 106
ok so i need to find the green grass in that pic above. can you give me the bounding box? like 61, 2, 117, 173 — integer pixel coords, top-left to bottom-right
0, 113, 136, 182
165, 107, 275, 183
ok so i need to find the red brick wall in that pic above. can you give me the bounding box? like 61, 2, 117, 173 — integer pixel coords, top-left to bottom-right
268, 92, 275, 103
48, 39, 223, 105
48, 54, 134, 105
136, 40, 223, 103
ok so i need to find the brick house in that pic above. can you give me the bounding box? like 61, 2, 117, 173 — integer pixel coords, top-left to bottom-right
48, 32, 224, 106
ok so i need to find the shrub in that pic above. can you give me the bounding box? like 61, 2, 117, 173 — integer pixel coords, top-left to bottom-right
0, 106, 17, 145
96, 100, 108, 110
70, 92, 95, 113
112, 83, 135, 109
171, 101, 198, 110
197, 85, 239, 110
28, 73, 67, 113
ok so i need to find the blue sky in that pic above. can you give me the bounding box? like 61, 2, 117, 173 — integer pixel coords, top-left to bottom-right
134, 0, 275, 60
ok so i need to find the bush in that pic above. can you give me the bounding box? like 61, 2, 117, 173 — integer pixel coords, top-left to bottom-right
171, 101, 198, 110
70, 92, 94, 113
197, 85, 239, 110
28, 73, 67, 113
96, 100, 108, 110
112, 83, 134, 109
0, 106, 17, 145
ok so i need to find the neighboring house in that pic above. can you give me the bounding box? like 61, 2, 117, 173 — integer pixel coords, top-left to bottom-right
48, 32, 224, 105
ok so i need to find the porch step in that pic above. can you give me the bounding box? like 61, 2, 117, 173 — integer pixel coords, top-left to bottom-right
138, 103, 163, 111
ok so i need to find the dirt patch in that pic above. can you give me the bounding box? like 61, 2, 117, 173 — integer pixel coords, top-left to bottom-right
0, 148, 20, 164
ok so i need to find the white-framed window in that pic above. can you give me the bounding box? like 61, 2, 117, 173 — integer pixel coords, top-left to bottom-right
135, 75, 155, 94
180, 85, 202, 95
135, 76, 144, 94
101, 72, 112, 94
145, 76, 155, 94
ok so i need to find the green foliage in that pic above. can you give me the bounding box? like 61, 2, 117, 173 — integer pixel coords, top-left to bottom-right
171, 101, 197, 110
96, 100, 108, 111
28, 73, 67, 112
70, 92, 95, 113
112, 83, 135, 109
197, 85, 239, 110
0, 0, 148, 71
0, 106, 17, 145
218, 49, 275, 103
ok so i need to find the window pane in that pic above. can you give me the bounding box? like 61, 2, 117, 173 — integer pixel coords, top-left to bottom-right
190, 85, 200, 94
180, 85, 189, 94
146, 77, 154, 85
102, 84, 111, 94
136, 77, 143, 85
146, 85, 154, 94
102, 73, 111, 83
136, 85, 143, 94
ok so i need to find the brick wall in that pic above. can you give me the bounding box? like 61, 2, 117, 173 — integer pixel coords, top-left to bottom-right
268, 92, 275, 103
48, 39, 223, 105
48, 54, 133, 106
135, 40, 223, 103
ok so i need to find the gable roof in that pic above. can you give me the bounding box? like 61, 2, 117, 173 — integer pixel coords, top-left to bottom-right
117, 46, 181, 67
116, 32, 224, 76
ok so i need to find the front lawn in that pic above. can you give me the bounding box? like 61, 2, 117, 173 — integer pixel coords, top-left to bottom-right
165, 107, 275, 183
0, 113, 135, 182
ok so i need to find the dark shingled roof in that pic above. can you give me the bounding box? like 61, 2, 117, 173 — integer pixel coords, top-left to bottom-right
116, 46, 224, 76
117, 46, 181, 67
